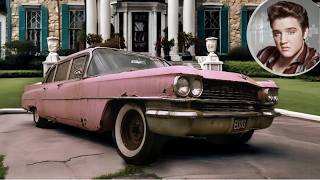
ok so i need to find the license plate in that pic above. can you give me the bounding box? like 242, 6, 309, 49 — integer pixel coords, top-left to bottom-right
233, 118, 247, 131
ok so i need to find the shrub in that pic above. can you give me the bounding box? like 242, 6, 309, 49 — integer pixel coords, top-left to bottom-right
225, 47, 254, 61
0, 70, 42, 78
0, 54, 45, 70
87, 34, 103, 46
223, 61, 278, 78
223, 60, 320, 81
178, 32, 196, 53
4, 40, 37, 56
57, 48, 78, 56
161, 37, 175, 56
93, 34, 126, 49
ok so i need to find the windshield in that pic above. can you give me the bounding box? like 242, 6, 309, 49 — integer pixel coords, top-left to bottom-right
87, 48, 170, 77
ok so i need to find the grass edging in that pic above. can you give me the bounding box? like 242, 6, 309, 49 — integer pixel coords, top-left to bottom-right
0, 155, 8, 179
0, 70, 42, 78
93, 165, 160, 179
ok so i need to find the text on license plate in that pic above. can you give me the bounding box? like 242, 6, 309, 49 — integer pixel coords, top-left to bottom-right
233, 118, 247, 131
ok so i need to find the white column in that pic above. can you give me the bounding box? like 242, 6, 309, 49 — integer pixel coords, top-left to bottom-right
128, 12, 132, 51
123, 11, 128, 50
183, 0, 195, 56
152, 11, 157, 56
115, 13, 119, 33
86, 0, 97, 36
0, 15, 6, 58
168, 0, 180, 61
100, 0, 111, 41
161, 12, 166, 57
148, 12, 153, 53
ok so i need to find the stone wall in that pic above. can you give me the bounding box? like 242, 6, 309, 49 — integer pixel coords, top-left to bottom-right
10, 0, 83, 41
226, 0, 261, 49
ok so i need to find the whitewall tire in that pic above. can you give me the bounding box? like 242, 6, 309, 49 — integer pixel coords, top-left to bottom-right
32, 108, 51, 128
114, 103, 163, 165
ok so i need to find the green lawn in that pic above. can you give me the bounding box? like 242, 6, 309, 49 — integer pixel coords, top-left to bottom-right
0, 78, 42, 108
256, 78, 320, 116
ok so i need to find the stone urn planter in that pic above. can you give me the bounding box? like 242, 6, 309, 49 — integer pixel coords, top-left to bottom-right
43, 37, 60, 76
206, 37, 218, 60
198, 37, 223, 71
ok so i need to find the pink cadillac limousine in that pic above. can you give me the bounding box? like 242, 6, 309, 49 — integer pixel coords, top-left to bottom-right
22, 47, 279, 164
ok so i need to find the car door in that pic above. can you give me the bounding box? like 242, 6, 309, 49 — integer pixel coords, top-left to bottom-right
44, 59, 73, 124
38, 65, 56, 119
64, 54, 90, 128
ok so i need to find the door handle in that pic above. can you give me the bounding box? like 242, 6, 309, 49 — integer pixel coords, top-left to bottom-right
57, 83, 63, 87
42, 87, 47, 91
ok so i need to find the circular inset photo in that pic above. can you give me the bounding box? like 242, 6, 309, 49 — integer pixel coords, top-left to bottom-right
247, 0, 320, 76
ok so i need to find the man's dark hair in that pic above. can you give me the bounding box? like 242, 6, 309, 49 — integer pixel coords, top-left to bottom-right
267, 1, 309, 31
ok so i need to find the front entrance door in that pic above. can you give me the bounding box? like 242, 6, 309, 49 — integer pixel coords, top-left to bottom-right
132, 12, 149, 52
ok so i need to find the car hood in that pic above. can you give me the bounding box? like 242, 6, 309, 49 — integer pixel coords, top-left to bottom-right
127, 66, 260, 87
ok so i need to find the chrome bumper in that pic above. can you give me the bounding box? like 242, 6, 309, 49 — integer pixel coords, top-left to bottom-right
145, 109, 279, 137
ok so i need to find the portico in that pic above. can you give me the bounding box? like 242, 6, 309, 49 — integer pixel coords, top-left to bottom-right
85, 0, 196, 59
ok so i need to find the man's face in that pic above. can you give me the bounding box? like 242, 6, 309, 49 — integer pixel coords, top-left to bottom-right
271, 17, 308, 59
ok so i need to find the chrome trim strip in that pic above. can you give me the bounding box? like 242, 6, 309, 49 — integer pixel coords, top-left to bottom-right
146, 110, 198, 117
145, 110, 270, 118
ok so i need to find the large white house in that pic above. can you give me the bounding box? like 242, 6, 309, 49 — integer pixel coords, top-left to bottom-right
5, 0, 268, 59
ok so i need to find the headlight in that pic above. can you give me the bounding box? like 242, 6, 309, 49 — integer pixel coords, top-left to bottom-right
258, 88, 278, 104
190, 78, 203, 97
174, 76, 190, 97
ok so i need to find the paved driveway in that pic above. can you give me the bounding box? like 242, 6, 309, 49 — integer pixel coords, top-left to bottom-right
1, 114, 320, 179
0, 114, 125, 179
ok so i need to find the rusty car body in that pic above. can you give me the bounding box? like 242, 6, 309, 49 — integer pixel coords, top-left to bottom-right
22, 47, 279, 164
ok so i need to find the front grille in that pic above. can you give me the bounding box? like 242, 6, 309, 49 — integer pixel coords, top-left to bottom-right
193, 80, 259, 112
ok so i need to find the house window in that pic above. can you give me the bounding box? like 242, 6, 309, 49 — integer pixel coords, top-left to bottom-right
26, 8, 41, 51
241, 6, 256, 48
204, 9, 220, 52
69, 8, 85, 50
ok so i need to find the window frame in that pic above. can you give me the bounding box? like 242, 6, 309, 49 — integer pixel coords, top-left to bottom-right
25, 6, 41, 52
68, 5, 85, 50
69, 53, 89, 80
53, 60, 72, 82
204, 7, 221, 54
44, 65, 57, 83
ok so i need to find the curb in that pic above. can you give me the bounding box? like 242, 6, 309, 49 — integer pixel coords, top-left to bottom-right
0, 108, 28, 114
275, 108, 320, 122
0, 108, 319, 122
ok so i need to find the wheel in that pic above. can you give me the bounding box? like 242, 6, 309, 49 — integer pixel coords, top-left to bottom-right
114, 103, 163, 165
207, 130, 254, 145
32, 108, 52, 128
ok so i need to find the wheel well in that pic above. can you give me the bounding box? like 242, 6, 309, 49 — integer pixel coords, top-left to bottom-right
29, 106, 36, 112
99, 100, 146, 132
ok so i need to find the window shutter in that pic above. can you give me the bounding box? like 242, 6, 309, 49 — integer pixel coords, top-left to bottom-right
241, 5, 248, 48
61, 4, 69, 49
19, 5, 26, 40
197, 5, 206, 56
41, 5, 49, 51
220, 5, 229, 54
6, 0, 11, 42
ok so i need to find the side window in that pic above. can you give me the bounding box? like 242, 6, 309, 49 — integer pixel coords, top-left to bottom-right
69, 55, 87, 79
54, 61, 71, 82
45, 66, 56, 83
